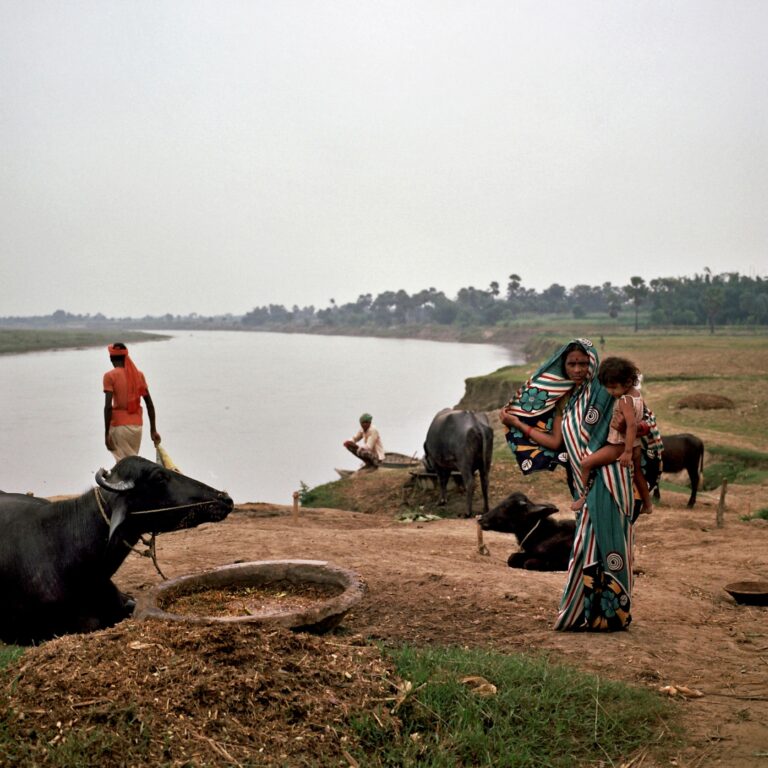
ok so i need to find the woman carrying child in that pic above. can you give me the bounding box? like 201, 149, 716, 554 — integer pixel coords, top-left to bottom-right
500, 339, 661, 632
571, 357, 654, 515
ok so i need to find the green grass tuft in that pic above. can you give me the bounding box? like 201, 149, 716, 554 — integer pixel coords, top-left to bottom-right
351, 645, 678, 767
702, 462, 768, 490
707, 444, 768, 467
741, 507, 768, 522
0, 645, 24, 670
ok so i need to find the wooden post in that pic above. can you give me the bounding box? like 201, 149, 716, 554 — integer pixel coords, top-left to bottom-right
716, 479, 727, 528
292, 491, 299, 521
476, 520, 490, 556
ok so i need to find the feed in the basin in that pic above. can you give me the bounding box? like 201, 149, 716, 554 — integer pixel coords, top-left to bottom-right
160, 581, 343, 618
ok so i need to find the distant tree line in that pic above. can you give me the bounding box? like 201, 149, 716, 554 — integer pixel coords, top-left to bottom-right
241, 270, 768, 332
2, 270, 766, 332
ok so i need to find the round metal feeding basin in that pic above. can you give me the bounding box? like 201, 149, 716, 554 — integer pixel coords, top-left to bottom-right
724, 580, 768, 606
135, 559, 367, 633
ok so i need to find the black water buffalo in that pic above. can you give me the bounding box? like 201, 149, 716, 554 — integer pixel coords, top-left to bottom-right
423, 408, 493, 518
478, 491, 574, 571
0, 456, 233, 645
644, 433, 704, 508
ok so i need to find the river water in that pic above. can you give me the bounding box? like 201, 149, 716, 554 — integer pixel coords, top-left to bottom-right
0, 331, 518, 503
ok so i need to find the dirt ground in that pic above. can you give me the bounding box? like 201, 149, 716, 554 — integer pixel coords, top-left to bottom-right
6, 463, 768, 767
119, 461, 767, 766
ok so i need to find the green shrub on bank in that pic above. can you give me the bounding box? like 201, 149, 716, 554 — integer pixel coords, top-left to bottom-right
351, 645, 677, 767
298, 479, 349, 509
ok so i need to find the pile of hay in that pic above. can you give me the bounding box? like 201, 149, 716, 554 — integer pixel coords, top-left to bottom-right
2, 619, 396, 766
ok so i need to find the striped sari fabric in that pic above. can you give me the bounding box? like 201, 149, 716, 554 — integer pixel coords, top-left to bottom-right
507, 338, 636, 631
555, 340, 635, 631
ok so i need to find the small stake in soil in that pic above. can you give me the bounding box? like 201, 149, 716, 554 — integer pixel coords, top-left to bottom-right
476, 520, 490, 556
716, 480, 727, 528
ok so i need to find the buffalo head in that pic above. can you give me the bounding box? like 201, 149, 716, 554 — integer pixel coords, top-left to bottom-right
477, 491, 559, 537
478, 491, 575, 571
95, 456, 233, 542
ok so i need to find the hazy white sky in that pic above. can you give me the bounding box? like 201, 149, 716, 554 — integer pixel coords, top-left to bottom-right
1, 1, 766, 318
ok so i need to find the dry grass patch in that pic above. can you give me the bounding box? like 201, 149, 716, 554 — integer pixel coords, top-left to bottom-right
676, 394, 735, 410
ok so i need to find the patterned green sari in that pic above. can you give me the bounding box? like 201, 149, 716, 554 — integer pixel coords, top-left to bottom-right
507, 338, 635, 631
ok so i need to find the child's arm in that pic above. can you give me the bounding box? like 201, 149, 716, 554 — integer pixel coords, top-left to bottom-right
617, 396, 637, 467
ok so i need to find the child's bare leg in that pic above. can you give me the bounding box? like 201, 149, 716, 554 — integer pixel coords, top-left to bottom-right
572, 454, 597, 509
571, 443, 624, 510
632, 447, 654, 513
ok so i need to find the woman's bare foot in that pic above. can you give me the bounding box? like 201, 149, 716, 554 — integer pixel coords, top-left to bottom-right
570, 496, 587, 511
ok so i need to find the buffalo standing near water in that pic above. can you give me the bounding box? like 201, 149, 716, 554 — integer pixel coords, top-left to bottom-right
0, 456, 233, 645
423, 408, 493, 518
478, 491, 574, 571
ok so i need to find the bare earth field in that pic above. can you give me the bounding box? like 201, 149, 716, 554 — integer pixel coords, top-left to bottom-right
110, 463, 768, 767
5, 464, 767, 766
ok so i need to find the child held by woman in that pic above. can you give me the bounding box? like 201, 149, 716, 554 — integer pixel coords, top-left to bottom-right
571, 356, 654, 514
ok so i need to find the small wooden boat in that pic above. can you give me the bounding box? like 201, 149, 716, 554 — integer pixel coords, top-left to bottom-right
335, 452, 422, 478
380, 452, 422, 469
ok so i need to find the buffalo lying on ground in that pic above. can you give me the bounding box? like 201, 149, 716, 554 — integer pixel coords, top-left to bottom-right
644, 433, 704, 508
0, 456, 233, 645
423, 408, 493, 518
478, 491, 574, 571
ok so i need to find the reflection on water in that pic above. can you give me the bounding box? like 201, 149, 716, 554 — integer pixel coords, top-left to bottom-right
0, 331, 517, 503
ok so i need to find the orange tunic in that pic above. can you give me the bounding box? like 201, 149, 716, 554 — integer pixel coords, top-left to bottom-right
103, 367, 148, 427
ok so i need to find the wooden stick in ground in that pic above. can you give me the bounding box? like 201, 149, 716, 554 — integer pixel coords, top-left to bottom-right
716, 479, 727, 528
476, 520, 490, 556
292, 490, 299, 521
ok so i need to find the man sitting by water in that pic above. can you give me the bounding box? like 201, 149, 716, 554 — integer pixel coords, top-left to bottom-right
343, 413, 385, 469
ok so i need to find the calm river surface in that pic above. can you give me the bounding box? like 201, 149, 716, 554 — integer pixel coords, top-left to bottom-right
0, 331, 518, 503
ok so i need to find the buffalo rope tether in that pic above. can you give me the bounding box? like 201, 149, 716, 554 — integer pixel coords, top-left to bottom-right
93, 488, 221, 581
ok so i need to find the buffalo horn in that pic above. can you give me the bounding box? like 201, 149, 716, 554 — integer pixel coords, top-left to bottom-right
95, 468, 135, 493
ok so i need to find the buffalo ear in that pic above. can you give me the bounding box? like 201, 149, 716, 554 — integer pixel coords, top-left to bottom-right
96, 468, 135, 493
108, 506, 127, 542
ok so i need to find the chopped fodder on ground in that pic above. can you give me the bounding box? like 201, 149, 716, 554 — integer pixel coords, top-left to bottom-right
2, 619, 395, 767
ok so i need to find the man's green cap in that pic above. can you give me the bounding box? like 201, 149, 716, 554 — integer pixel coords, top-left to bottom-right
359, 413, 372, 423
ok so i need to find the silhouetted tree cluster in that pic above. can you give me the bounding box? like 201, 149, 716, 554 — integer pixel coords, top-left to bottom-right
3, 270, 765, 333
241, 271, 768, 332
648, 270, 768, 330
